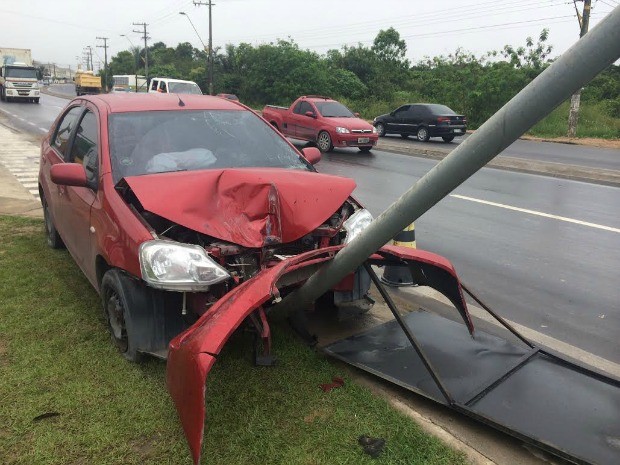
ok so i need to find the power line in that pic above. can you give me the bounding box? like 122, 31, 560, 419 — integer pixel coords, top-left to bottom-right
219, 0, 563, 44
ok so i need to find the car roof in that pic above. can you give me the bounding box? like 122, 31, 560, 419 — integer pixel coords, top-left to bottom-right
304, 96, 336, 103
80, 93, 244, 113
150, 77, 197, 84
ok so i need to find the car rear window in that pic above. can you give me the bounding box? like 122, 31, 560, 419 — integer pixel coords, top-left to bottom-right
425, 104, 456, 115
108, 110, 311, 182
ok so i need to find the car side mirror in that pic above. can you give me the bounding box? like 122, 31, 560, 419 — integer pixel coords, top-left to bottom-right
354, 112, 360, 117
301, 147, 321, 165
305, 111, 316, 118
50, 163, 88, 187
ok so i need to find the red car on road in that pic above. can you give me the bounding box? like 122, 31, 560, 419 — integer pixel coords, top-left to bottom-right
262, 95, 378, 153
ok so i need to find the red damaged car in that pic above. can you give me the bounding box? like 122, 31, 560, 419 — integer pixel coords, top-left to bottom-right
38, 93, 471, 464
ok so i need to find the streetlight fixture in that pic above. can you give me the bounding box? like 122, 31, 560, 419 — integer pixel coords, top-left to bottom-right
121, 34, 141, 92
179, 12, 207, 50
179, 11, 211, 94
120, 34, 136, 48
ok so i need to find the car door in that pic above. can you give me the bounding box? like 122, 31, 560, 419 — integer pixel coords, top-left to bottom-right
387, 105, 409, 132
42, 105, 85, 242
408, 105, 423, 133
61, 106, 100, 277
295, 101, 317, 140
285, 101, 304, 137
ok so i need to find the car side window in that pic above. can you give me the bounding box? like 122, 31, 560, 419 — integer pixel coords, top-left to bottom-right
160, 81, 167, 93
52, 106, 83, 159
408, 106, 421, 118
151, 79, 159, 91
70, 110, 99, 188
394, 105, 410, 115
299, 101, 314, 115
293, 101, 303, 114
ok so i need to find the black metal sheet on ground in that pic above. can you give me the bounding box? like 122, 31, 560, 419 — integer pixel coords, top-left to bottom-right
323, 311, 620, 464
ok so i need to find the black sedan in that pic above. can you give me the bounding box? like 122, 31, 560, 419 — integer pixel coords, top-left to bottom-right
373, 104, 467, 142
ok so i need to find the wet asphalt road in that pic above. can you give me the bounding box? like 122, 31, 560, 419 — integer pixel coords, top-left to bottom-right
1, 92, 619, 361
380, 133, 620, 172
305, 150, 620, 362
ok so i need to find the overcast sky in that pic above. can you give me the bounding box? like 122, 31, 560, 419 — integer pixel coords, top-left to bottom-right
1, 0, 618, 68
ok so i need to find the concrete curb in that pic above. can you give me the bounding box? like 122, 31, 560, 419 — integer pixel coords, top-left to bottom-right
376, 141, 620, 187
41, 86, 74, 100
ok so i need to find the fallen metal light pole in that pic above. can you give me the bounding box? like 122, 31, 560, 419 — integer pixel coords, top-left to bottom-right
278, 6, 620, 313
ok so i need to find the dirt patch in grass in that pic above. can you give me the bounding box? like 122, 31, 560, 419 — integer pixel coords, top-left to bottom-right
521, 135, 620, 149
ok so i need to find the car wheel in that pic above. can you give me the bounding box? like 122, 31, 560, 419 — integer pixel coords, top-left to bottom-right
317, 131, 333, 153
42, 194, 65, 249
416, 126, 430, 142
0, 87, 4, 101
400, 134, 409, 139
34, 98, 40, 104
375, 123, 386, 137
101, 269, 143, 363
442, 136, 454, 143
359, 146, 372, 153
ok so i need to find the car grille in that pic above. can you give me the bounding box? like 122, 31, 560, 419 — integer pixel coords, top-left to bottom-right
351, 129, 372, 133
12, 82, 33, 88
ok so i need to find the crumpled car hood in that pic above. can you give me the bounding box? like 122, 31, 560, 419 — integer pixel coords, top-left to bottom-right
123, 168, 356, 248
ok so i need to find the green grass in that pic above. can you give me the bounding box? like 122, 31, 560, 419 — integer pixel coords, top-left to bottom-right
527, 101, 620, 139
0, 215, 467, 465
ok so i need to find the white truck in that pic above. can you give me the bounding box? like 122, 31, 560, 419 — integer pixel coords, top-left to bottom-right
0, 47, 40, 103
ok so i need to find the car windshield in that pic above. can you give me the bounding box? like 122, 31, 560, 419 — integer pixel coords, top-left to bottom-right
314, 101, 355, 118
6, 67, 37, 79
426, 104, 456, 115
168, 82, 202, 94
108, 110, 311, 182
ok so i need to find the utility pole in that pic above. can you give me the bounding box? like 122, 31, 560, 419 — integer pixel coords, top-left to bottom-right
193, 1, 215, 95
567, 0, 591, 138
96, 36, 109, 92
86, 46, 94, 72
133, 22, 149, 82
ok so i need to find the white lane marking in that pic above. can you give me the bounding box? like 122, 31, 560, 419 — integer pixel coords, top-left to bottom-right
39, 127, 48, 132
27, 121, 36, 126
450, 194, 620, 234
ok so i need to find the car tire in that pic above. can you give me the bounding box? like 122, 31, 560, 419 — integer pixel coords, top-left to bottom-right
416, 126, 430, 142
34, 98, 40, 104
0, 87, 4, 101
42, 194, 65, 249
442, 136, 455, 143
400, 134, 409, 139
375, 123, 386, 137
317, 131, 333, 153
359, 146, 372, 153
101, 269, 144, 363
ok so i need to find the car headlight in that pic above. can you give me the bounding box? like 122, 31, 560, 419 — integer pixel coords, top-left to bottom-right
5, 82, 13, 88
335, 127, 350, 134
139, 240, 230, 291
372, 126, 378, 134
343, 209, 373, 244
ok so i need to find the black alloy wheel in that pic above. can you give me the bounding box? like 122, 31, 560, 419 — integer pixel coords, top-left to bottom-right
101, 270, 143, 362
